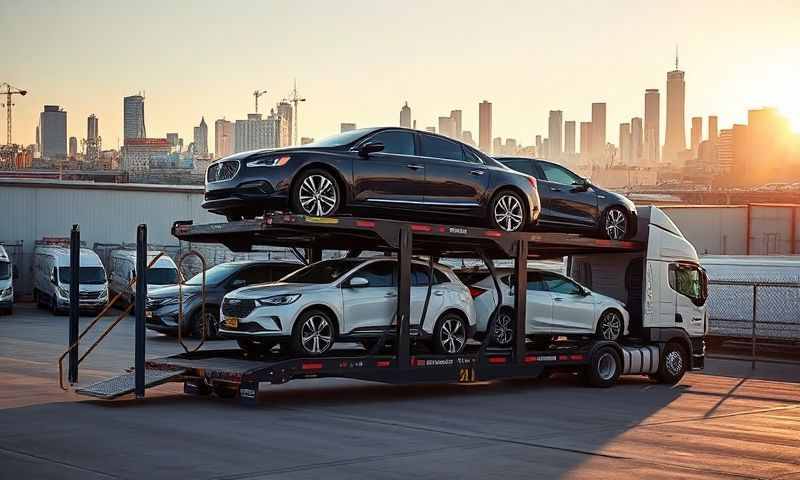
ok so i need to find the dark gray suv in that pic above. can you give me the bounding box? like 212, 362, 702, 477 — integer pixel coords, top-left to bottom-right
145, 260, 302, 338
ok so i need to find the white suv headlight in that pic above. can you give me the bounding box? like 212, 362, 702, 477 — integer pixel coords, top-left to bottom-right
256, 294, 301, 306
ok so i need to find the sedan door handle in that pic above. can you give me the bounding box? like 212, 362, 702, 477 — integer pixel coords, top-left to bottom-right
469, 169, 486, 176
553, 297, 563, 302
433, 291, 445, 296
406, 164, 424, 170
385, 292, 397, 297
550, 187, 562, 192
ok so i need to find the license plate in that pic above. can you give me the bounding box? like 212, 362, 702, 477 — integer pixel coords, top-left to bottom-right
223, 316, 239, 329
145, 310, 153, 318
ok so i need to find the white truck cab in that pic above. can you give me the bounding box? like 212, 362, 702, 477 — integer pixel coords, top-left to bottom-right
568, 206, 708, 381
0, 245, 16, 315
33, 245, 109, 314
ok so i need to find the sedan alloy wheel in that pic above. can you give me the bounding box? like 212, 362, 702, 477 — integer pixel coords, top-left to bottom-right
298, 313, 334, 354
295, 171, 339, 216
492, 191, 525, 232
435, 314, 467, 354
492, 310, 514, 346
604, 208, 628, 240
597, 310, 623, 341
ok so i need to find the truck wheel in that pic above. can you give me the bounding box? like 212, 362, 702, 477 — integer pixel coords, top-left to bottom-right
584, 346, 621, 388
433, 313, 467, 355
654, 342, 688, 385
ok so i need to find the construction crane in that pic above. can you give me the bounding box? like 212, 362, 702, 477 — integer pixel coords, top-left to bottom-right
286, 80, 306, 145
1, 83, 28, 146
253, 90, 268, 114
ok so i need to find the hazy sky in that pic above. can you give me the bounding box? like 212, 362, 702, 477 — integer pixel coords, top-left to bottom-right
2, 0, 799, 150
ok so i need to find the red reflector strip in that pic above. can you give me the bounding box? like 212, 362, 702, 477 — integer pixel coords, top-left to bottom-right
488, 356, 507, 364
356, 220, 376, 228
570, 354, 585, 361
484, 230, 502, 237
301, 362, 323, 370
524, 355, 537, 363
376, 360, 390, 367
411, 224, 432, 232
558, 355, 569, 361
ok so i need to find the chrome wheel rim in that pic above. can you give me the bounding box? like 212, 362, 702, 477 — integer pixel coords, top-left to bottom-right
597, 352, 617, 380
494, 194, 523, 231
299, 174, 337, 216
439, 318, 465, 354
605, 209, 627, 240
493, 312, 513, 345
665, 350, 684, 376
301, 315, 333, 353
600, 312, 621, 341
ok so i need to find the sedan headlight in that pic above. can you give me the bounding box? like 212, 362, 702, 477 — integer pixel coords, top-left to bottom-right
0, 287, 12, 297
256, 294, 301, 306
246, 155, 291, 168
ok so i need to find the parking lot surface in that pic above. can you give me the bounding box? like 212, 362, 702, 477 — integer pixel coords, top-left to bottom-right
1, 304, 799, 479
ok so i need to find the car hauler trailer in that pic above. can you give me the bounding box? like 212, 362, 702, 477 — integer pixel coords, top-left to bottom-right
72, 206, 706, 404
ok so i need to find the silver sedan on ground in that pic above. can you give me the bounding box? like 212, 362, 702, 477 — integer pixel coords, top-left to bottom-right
219, 257, 477, 356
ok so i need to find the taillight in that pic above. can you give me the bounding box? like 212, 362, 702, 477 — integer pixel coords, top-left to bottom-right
527, 176, 537, 190
469, 286, 488, 298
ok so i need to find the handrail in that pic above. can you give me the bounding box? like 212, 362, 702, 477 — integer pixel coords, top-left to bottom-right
176, 251, 207, 353
58, 253, 164, 390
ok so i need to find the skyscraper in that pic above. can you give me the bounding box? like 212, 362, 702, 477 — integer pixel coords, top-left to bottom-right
438, 116, 456, 138
479, 100, 492, 153
340, 123, 356, 133
619, 123, 631, 164
399, 102, 411, 128
39, 105, 67, 159
193, 117, 208, 156
123, 94, 146, 141
579, 122, 592, 157
235, 114, 281, 153
644, 89, 660, 163
663, 54, 686, 164
535, 135, 542, 156
450, 109, 462, 139
214, 119, 235, 158
708, 116, 718, 142
591, 103, 606, 157
630, 117, 643, 164
276, 101, 293, 146
690, 117, 703, 155
564, 121, 576, 156
69, 137, 78, 158
86, 114, 99, 163
493, 137, 503, 155
548, 110, 563, 160
461, 130, 475, 146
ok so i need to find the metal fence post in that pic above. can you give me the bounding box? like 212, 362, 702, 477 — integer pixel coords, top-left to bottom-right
135, 225, 147, 398
751, 284, 757, 370
68, 225, 80, 384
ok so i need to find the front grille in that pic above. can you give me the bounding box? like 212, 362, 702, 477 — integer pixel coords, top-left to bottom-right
204, 190, 229, 201
146, 298, 167, 309
79, 291, 101, 299
206, 160, 240, 183
236, 321, 268, 333
221, 298, 257, 318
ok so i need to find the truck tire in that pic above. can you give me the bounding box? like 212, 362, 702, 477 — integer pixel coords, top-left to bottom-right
583, 346, 621, 388
653, 342, 688, 385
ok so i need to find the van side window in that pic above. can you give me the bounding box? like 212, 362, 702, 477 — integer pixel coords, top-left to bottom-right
668, 264, 707, 306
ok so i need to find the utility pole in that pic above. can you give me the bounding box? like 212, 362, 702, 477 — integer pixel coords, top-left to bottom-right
287, 80, 306, 146
1, 83, 28, 145
253, 90, 267, 114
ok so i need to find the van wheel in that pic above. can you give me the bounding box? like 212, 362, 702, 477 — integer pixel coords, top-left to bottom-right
584, 346, 621, 387
654, 342, 688, 385
433, 313, 467, 355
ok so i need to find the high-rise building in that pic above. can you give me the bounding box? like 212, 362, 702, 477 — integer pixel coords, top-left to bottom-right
619, 123, 631, 164
644, 89, 660, 163
123, 94, 146, 141
86, 114, 99, 163
579, 122, 592, 157
541, 138, 550, 160
591, 103, 606, 157
663, 56, 686, 164
39, 105, 67, 159
479, 100, 492, 153
535, 135, 543, 156
235, 114, 280, 153
690, 117, 703, 155
630, 117, 643, 164
121, 138, 171, 172
399, 102, 411, 128
438, 116, 456, 138
548, 110, 563, 160
708, 116, 718, 142
493, 137, 503, 155
166, 133, 182, 152
276, 101, 293, 147
564, 121, 576, 155
461, 130, 475, 146
450, 110, 462, 139
214, 119, 235, 159
193, 117, 209, 157
87, 114, 98, 142
340, 123, 356, 133
68, 136, 78, 158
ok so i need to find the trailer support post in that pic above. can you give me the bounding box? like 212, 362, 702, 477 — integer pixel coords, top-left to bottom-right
513, 239, 527, 364
396, 227, 412, 369
68, 224, 80, 384
751, 284, 757, 370
135, 225, 147, 398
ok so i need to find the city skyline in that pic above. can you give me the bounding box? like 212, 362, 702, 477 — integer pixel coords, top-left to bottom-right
2, 1, 798, 149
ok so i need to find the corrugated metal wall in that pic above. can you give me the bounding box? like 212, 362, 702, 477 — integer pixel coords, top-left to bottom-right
661, 206, 748, 255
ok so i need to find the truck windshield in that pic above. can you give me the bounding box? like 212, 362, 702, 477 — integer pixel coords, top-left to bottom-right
148, 267, 179, 285
0, 263, 10, 280
58, 267, 106, 285
282, 259, 366, 284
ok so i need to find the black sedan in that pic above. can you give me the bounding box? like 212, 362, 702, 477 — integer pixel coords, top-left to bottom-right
496, 157, 637, 240
203, 127, 541, 232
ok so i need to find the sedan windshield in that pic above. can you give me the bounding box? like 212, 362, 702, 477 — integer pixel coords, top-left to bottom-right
58, 266, 106, 285
281, 259, 366, 284
185, 263, 240, 286
148, 267, 179, 285
0, 263, 10, 280
303, 128, 375, 148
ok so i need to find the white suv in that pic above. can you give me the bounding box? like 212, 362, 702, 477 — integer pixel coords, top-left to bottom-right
220, 257, 476, 356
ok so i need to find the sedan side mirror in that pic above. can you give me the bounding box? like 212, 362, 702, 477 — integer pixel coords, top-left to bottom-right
580, 287, 592, 296
572, 178, 591, 192
358, 142, 384, 157
348, 277, 369, 288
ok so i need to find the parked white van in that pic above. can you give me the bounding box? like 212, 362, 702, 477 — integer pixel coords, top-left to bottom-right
33, 245, 108, 314
0, 245, 16, 315
109, 250, 180, 305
